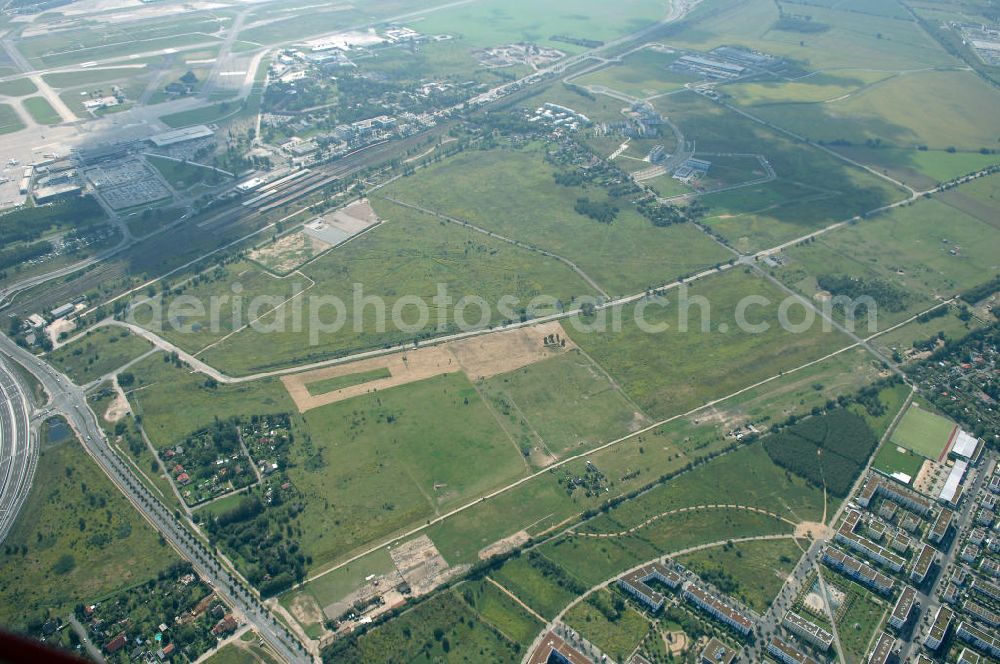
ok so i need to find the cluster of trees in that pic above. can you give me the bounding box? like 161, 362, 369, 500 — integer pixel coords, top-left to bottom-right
961, 274, 1000, 304
817, 274, 910, 313
574, 197, 618, 224
635, 198, 705, 227
762, 408, 878, 496
773, 13, 830, 33
0, 240, 53, 271
0, 195, 104, 246
205, 489, 308, 597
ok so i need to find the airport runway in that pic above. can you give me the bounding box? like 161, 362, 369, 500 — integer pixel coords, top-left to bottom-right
0, 357, 36, 544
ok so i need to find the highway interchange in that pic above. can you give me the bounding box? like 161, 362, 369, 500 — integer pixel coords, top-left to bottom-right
0, 357, 34, 544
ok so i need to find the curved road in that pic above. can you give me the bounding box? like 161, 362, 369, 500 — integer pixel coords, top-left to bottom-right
0, 359, 35, 543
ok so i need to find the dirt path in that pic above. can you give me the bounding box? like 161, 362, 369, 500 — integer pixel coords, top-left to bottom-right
486, 577, 547, 623
570, 503, 797, 538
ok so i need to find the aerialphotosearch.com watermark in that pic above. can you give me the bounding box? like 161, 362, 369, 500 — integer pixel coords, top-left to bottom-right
123, 282, 880, 345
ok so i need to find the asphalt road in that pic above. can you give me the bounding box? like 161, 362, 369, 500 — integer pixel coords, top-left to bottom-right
0, 358, 35, 544
0, 333, 309, 664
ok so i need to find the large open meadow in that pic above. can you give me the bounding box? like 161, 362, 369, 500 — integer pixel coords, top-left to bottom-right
0, 434, 178, 631
650, 92, 905, 252
772, 195, 1000, 330
141, 200, 597, 375
667, 0, 956, 71
382, 145, 732, 296
565, 269, 851, 419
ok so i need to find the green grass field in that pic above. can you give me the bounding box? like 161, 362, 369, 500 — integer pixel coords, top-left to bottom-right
479, 351, 646, 462
676, 538, 803, 612
414, 0, 666, 51
0, 77, 38, 97
834, 146, 1000, 190
47, 326, 153, 385
0, 437, 178, 631
724, 70, 893, 106
563, 589, 649, 661
125, 353, 295, 447
936, 172, 1000, 233
43, 67, 147, 89
871, 443, 924, 483
542, 508, 792, 589
324, 590, 522, 663
146, 155, 227, 190
458, 578, 544, 647
773, 195, 1000, 330
573, 47, 699, 98
490, 555, 581, 620
752, 70, 1000, 152
0, 102, 25, 134
21, 96, 62, 125
648, 92, 905, 252
381, 145, 732, 295
889, 402, 956, 459
289, 372, 528, 569
566, 269, 850, 419
182, 201, 596, 375
305, 367, 392, 396
159, 100, 240, 128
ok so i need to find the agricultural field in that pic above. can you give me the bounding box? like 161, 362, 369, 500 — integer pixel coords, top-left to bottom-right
0, 433, 178, 632
668, 0, 956, 71
47, 326, 153, 385
565, 269, 850, 419
381, 145, 732, 295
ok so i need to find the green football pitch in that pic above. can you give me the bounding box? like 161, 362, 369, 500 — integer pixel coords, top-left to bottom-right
890, 403, 956, 460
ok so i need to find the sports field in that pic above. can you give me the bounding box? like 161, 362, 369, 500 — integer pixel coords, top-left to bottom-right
889, 403, 956, 459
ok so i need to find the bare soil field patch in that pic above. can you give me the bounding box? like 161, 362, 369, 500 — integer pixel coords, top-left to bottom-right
282, 321, 575, 412
478, 530, 530, 561
249, 230, 331, 274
